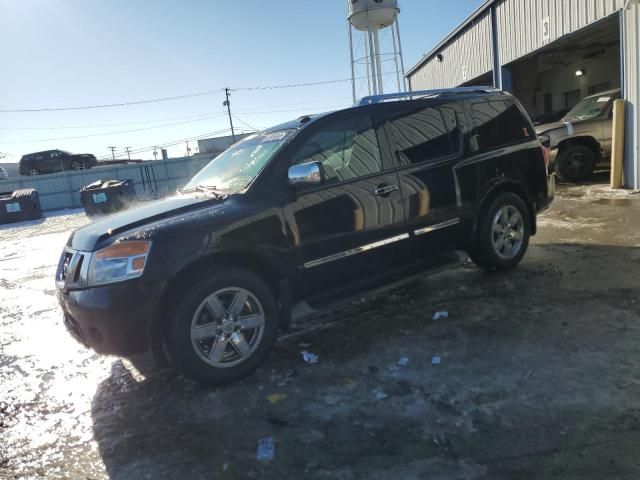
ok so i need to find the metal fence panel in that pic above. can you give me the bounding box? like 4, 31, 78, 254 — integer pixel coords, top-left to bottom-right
0, 156, 213, 212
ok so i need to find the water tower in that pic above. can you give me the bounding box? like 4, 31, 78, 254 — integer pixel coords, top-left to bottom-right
347, 0, 406, 102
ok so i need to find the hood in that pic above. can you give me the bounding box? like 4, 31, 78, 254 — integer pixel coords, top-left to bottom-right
535, 121, 566, 135
68, 194, 226, 251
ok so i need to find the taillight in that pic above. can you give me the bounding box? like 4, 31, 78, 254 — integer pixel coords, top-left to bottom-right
539, 135, 551, 170
542, 145, 550, 168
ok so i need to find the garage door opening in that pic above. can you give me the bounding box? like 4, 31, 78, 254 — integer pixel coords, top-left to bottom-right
505, 14, 621, 182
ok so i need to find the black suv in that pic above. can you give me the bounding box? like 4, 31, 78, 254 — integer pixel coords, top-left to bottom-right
19, 149, 97, 176
56, 89, 554, 385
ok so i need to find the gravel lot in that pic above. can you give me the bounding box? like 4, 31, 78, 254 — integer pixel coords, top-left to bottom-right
2, 178, 640, 479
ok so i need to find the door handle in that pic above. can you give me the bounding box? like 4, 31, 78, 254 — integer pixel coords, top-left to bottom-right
374, 184, 399, 196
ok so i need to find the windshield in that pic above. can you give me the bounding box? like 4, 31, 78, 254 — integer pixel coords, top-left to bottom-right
562, 94, 614, 122
182, 129, 295, 194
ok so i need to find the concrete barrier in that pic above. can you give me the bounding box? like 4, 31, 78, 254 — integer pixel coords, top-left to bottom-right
0, 155, 213, 212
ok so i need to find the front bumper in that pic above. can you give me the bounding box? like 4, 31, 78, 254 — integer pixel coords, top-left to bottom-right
57, 279, 166, 357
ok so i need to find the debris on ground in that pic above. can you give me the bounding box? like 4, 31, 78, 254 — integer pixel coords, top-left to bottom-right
266, 393, 287, 404
432, 356, 442, 366
256, 437, 275, 461
433, 311, 449, 320
300, 351, 319, 364
372, 388, 388, 401
397, 356, 409, 366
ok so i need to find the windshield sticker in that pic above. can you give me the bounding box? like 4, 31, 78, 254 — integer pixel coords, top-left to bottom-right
597, 97, 611, 103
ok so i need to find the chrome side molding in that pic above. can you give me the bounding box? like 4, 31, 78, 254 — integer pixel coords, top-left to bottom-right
303, 233, 410, 269
414, 218, 461, 236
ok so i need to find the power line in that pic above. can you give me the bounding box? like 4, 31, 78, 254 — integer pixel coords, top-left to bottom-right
231, 114, 260, 132
96, 127, 234, 160
0, 113, 227, 145
0, 75, 389, 113
0, 112, 223, 130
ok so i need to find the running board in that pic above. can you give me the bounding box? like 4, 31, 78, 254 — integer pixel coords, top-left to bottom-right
291, 250, 469, 323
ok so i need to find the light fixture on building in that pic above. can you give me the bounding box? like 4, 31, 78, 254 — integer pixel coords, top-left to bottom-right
575, 69, 585, 77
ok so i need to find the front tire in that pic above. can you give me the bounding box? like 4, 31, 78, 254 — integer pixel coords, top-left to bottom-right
471, 192, 531, 271
28, 169, 39, 176
166, 269, 279, 386
556, 145, 596, 182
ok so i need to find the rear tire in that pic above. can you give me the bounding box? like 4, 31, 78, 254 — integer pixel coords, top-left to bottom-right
556, 145, 596, 182
166, 268, 279, 386
471, 192, 531, 272
28, 169, 39, 176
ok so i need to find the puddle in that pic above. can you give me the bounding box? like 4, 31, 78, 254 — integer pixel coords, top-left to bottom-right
592, 198, 638, 207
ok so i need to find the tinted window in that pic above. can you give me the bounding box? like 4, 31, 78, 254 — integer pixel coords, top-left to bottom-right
292, 115, 382, 183
471, 100, 533, 152
387, 106, 459, 166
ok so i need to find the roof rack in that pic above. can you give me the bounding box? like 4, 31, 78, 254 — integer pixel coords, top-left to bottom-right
356, 87, 500, 106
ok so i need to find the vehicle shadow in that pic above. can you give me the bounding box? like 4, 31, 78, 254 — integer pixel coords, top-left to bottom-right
91, 242, 640, 479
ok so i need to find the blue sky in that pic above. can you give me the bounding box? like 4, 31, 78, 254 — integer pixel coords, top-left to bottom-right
0, 0, 482, 160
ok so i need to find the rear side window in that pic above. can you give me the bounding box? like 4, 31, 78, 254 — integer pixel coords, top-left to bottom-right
292, 115, 382, 184
470, 99, 533, 152
387, 105, 461, 167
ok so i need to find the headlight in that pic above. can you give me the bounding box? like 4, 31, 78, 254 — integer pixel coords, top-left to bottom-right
87, 240, 151, 286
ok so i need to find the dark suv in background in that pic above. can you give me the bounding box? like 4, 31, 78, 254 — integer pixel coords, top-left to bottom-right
56, 88, 554, 385
19, 149, 97, 176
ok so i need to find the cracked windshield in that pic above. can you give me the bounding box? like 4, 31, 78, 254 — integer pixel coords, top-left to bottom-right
1, 1, 640, 479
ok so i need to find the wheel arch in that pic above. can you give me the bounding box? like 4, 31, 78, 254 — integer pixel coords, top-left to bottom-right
472, 180, 536, 241
148, 248, 292, 365
557, 136, 602, 159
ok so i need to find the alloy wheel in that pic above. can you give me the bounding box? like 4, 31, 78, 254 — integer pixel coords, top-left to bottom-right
491, 205, 525, 259
190, 287, 265, 368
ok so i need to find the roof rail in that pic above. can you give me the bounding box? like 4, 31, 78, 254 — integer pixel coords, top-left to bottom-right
356, 87, 500, 106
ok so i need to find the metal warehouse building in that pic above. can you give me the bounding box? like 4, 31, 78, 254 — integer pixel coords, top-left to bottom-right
406, 0, 640, 189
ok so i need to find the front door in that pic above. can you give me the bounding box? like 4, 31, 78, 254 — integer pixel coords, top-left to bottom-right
283, 112, 407, 302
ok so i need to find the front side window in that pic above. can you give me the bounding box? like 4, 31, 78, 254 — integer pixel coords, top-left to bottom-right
183, 129, 295, 194
471, 99, 534, 152
387, 106, 459, 167
292, 115, 382, 184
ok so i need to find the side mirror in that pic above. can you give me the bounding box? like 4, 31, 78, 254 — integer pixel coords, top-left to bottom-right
288, 161, 324, 187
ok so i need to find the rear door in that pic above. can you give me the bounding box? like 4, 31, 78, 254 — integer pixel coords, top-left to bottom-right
283, 112, 407, 302
383, 101, 471, 257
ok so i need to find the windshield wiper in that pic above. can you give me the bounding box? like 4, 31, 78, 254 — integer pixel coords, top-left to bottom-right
195, 184, 227, 199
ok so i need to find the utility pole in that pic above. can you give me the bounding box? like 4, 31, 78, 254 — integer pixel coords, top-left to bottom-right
108, 146, 116, 161
185, 140, 191, 157
125, 147, 131, 161
223, 87, 236, 142
153, 147, 158, 160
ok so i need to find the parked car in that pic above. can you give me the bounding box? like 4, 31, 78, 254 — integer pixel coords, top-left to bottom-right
536, 89, 621, 181
56, 88, 554, 385
19, 149, 97, 176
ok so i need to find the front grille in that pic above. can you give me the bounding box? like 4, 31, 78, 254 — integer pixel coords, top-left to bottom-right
56, 250, 86, 287
58, 251, 73, 282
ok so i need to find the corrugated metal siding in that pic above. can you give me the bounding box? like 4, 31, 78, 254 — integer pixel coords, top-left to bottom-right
623, 4, 640, 189
408, 11, 493, 90
497, 0, 626, 65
